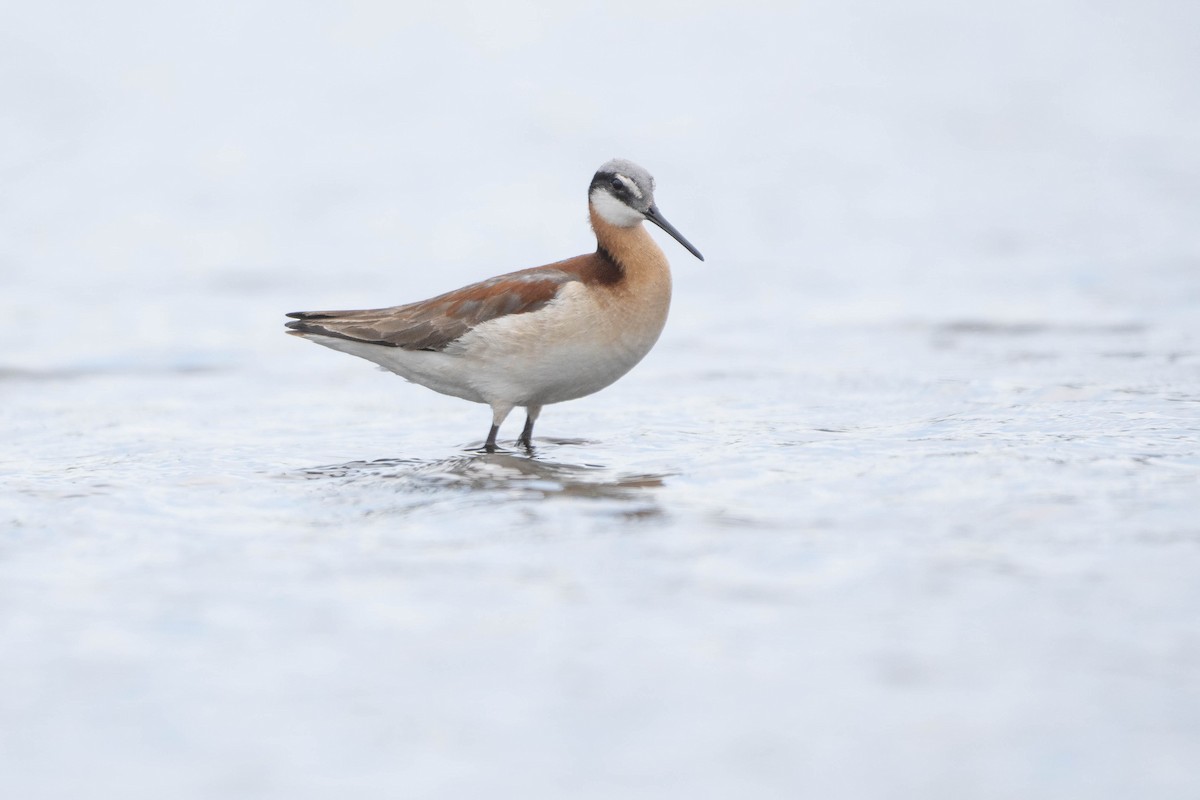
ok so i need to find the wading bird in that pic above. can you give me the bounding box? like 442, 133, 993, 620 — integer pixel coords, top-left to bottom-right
286, 158, 703, 451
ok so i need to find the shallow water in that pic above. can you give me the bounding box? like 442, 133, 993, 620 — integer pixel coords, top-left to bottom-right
4, 2, 1200, 798
4, 298, 1199, 798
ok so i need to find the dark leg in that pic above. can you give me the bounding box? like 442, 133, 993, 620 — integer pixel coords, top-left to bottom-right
516, 417, 535, 449
516, 406, 542, 450
482, 405, 513, 453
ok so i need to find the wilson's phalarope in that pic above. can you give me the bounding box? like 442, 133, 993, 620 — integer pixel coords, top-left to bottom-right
285, 158, 703, 451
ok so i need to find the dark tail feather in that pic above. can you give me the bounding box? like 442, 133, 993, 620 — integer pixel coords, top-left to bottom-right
285, 316, 383, 345
285, 310, 342, 320
284, 318, 319, 337
285, 314, 341, 336
285, 310, 350, 337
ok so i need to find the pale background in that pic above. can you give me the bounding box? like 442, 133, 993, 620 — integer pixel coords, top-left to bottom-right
2, 1, 1199, 798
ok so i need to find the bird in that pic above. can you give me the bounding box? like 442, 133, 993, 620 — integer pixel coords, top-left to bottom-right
285, 158, 703, 452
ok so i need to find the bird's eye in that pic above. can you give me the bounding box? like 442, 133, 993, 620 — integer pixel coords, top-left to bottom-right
610, 176, 624, 192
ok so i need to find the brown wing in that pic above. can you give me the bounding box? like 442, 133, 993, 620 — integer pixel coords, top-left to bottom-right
285, 252, 620, 352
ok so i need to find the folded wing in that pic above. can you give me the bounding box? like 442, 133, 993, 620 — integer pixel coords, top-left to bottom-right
285, 259, 602, 352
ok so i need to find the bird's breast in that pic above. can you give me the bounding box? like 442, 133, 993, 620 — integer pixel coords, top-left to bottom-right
454, 274, 672, 405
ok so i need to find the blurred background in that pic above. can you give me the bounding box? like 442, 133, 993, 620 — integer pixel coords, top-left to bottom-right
2, 1, 1198, 798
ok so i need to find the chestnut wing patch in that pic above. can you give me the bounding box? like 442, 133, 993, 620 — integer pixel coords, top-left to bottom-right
285, 267, 577, 351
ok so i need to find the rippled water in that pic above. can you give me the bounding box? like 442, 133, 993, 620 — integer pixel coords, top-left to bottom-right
5, 294, 1199, 798
4, 2, 1200, 798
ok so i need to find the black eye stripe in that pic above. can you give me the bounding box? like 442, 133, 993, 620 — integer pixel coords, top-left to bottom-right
590, 171, 639, 198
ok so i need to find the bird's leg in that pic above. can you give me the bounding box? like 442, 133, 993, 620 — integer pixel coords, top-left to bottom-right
516, 405, 542, 450
484, 403, 514, 453
516, 418, 534, 449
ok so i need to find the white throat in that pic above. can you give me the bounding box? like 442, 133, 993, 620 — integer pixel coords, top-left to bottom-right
589, 189, 646, 228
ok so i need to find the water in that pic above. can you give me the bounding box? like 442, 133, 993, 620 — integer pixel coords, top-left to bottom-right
3, 2, 1200, 798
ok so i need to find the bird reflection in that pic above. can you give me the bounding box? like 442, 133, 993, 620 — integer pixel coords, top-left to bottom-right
298, 447, 668, 507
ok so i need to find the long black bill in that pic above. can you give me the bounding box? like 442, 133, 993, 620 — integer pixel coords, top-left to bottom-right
645, 205, 704, 261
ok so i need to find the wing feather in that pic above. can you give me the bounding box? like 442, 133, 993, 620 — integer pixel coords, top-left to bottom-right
285, 254, 616, 351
